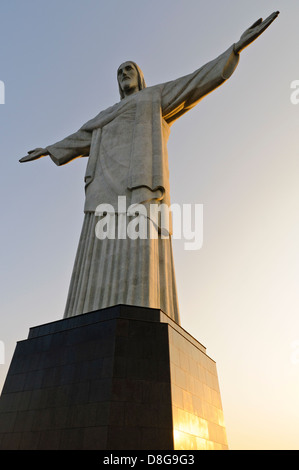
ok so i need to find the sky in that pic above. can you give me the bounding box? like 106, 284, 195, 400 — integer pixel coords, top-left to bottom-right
0, 0, 298, 450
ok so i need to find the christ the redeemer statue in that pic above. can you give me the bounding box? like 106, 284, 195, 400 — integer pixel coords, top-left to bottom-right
20, 13, 279, 325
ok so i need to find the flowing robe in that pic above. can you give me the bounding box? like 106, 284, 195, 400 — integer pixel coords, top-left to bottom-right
46, 45, 239, 323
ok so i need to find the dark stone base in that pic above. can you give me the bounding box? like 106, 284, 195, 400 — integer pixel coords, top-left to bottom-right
0, 305, 228, 450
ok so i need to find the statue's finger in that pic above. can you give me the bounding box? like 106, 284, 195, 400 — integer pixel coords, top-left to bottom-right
266, 11, 280, 21
260, 11, 280, 28
249, 18, 263, 29
28, 148, 44, 154
19, 151, 42, 162
19, 155, 33, 162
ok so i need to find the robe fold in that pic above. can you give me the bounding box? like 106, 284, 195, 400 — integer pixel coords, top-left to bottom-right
46, 45, 239, 323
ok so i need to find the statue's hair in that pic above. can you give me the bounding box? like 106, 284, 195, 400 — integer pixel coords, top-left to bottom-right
117, 61, 146, 99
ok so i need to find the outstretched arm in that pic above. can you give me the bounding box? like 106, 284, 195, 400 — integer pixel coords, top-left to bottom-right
161, 11, 279, 124
19, 128, 92, 166
162, 45, 240, 124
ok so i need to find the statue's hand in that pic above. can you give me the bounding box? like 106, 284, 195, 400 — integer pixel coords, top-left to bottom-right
19, 147, 49, 163
234, 11, 279, 54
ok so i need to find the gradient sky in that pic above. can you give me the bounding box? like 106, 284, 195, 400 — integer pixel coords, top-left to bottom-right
0, 0, 298, 450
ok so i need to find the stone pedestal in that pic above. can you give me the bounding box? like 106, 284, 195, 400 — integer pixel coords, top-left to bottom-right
0, 305, 228, 450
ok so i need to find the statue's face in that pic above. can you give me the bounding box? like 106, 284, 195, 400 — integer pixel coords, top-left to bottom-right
117, 62, 139, 96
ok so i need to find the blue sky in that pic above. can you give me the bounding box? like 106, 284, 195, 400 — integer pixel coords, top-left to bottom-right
1, 0, 299, 450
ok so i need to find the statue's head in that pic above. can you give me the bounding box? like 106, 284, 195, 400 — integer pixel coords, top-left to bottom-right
117, 61, 146, 99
